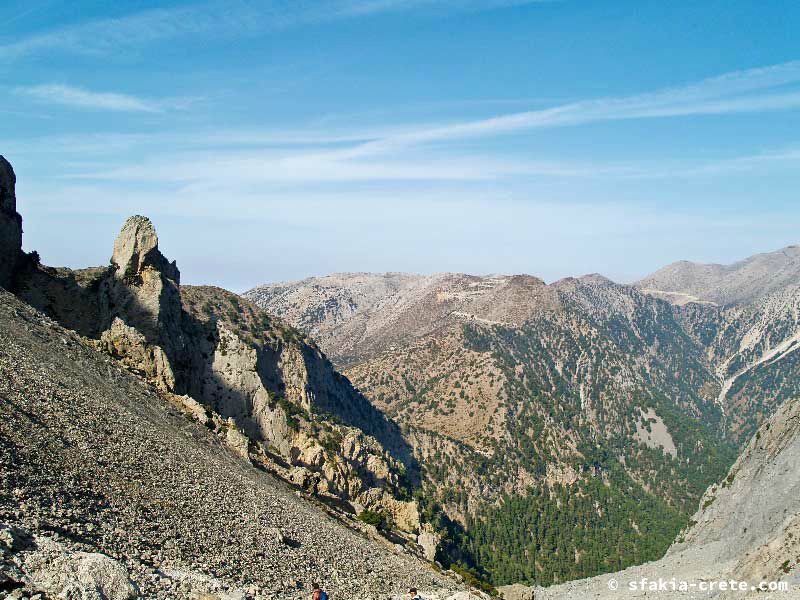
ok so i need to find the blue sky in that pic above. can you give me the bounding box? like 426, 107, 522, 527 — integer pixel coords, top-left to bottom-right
2, 0, 800, 291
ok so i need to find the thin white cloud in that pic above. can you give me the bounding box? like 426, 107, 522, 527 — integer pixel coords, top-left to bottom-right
8, 61, 800, 185
14, 84, 186, 113
335, 61, 800, 157
336, 0, 550, 17
65, 151, 616, 184
51, 141, 800, 187
0, 0, 549, 60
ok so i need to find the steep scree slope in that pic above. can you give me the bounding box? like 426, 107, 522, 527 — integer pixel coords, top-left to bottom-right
0, 288, 459, 599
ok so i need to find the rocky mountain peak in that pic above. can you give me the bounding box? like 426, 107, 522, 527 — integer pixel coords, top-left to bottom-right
112, 214, 179, 284
0, 155, 22, 289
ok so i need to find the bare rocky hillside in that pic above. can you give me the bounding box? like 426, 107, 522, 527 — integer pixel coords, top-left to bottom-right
0, 288, 460, 599
635, 244, 800, 306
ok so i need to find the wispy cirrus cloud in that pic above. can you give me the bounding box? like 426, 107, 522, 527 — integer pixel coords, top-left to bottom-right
14, 84, 190, 113
47, 141, 800, 187
334, 0, 551, 17
0, 0, 549, 60
8, 61, 800, 186
337, 60, 800, 157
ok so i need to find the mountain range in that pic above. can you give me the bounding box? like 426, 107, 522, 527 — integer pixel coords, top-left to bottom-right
246, 247, 800, 585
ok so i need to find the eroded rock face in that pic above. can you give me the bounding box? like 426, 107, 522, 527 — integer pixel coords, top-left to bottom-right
671, 395, 800, 566
179, 285, 419, 528
0, 156, 22, 289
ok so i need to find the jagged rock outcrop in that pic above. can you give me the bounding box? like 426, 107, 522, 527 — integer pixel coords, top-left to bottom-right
177, 285, 419, 524
111, 215, 179, 285
0, 155, 22, 290
105, 215, 185, 371
99, 317, 177, 391
418, 524, 442, 562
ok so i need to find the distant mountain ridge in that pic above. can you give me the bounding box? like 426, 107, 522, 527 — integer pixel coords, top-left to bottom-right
248, 272, 551, 367
635, 244, 800, 306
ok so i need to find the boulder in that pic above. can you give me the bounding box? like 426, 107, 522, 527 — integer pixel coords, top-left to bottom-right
417, 524, 441, 562
17, 534, 138, 600
497, 583, 535, 600
0, 156, 22, 289
173, 394, 212, 427
224, 417, 251, 460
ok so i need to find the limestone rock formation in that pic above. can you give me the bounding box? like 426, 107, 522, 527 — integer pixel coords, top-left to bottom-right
497, 584, 535, 600
111, 215, 179, 285
177, 285, 418, 526
0, 155, 22, 289
99, 317, 177, 391
418, 524, 442, 562
106, 215, 184, 358
1, 523, 138, 600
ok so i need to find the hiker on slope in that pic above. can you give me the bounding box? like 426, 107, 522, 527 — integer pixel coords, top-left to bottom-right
311, 582, 328, 600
